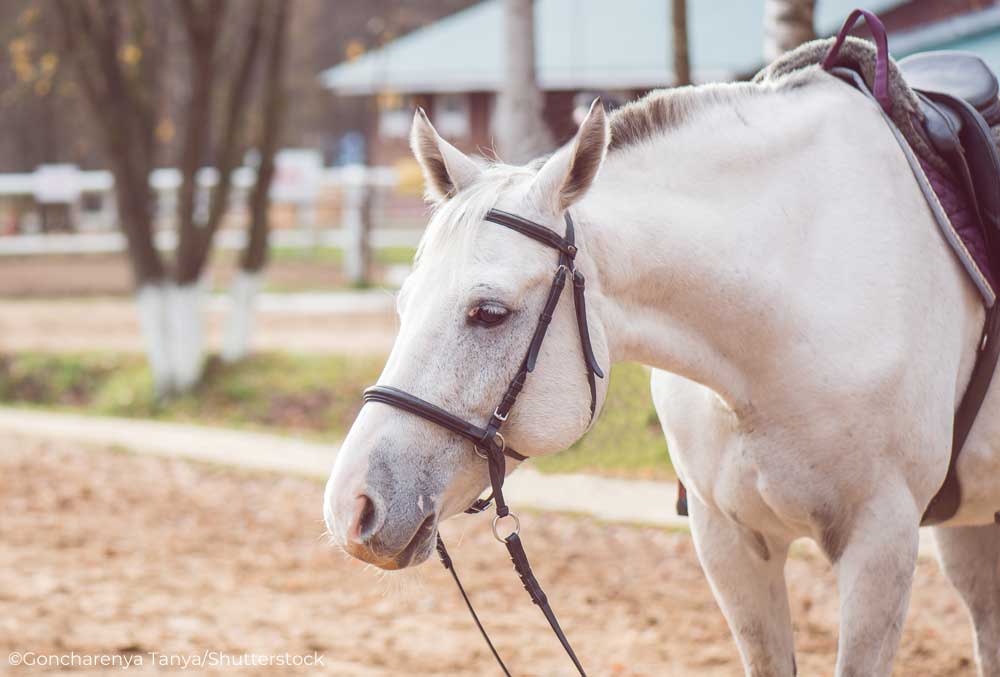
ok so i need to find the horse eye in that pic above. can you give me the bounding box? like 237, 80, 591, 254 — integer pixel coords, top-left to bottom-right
468, 303, 510, 327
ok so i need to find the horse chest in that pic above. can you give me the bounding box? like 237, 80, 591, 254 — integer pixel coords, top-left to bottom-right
654, 372, 834, 536
688, 432, 806, 526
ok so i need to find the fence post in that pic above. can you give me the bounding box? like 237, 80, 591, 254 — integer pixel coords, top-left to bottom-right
342, 165, 373, 287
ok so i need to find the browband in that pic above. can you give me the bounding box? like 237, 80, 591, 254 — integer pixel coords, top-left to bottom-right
485, 209, 579, 259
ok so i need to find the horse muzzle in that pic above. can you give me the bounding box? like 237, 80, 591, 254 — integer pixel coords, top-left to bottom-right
328, 488, 438, 570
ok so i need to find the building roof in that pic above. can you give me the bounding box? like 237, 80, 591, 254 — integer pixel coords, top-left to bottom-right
319, 0, 905, 95
890, 6, 1000, 71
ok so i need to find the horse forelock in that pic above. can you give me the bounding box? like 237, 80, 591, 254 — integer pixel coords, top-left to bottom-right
414, 163, 537, 266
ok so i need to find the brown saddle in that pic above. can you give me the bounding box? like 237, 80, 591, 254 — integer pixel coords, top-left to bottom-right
900, 51, 1000, 238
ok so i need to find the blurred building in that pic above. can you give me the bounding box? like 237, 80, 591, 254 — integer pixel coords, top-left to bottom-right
320, 0, 1000, 165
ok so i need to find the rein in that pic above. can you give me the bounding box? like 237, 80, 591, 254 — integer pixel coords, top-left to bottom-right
361, 208, 604, 676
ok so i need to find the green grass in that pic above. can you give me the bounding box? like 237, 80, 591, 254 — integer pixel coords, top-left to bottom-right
533, 362, 672, 479
0, 353, 672, 478
271, 245, 416, 266
0, 352, 383, 441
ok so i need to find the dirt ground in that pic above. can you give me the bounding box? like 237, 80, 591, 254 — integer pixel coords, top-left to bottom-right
0, 437, 978, 676
0, 298, 397, 355
0, 252, 361, 298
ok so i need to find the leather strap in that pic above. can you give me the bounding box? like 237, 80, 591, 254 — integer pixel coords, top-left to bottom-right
485, 209, 579, 260
924, 286, 1000, 524
504, 532, 586, 675
435, 536, 511, 676
822, 8, 892, 115
362, 386, 528, 462
572, 270, 604, 418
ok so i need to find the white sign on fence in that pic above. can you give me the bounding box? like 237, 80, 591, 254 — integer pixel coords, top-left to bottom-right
270, 149, 323, 204
33, 164, 82, 204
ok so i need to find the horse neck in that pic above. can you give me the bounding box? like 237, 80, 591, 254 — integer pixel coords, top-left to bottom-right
576, 82, 882, 413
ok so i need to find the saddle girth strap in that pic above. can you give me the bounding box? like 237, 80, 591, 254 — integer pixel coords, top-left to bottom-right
925, 302, 1000, 524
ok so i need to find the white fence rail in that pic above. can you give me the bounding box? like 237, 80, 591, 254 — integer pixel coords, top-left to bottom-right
0, 227, 422, 257
0, 162, 398, 205
0, 162, 414, 284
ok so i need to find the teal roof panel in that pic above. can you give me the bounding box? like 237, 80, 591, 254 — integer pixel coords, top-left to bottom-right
320, 0, 906, 95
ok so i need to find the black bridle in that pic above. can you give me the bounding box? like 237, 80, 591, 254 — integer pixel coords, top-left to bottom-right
361, 208, 604, 676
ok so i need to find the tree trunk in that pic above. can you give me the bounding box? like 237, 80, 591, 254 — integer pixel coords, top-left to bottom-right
763, 0, 816, 62
671, 0, 691, 86
175, 38, 218, 285
53, 0, 286, 389
341, 167, 374, 288
224, 0, 292, 363
495, 0, 553, 164
52, 1, 178, 395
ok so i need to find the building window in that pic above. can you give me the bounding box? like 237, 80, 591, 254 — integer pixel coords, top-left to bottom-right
433, 93, 470, 138
377, 92, 412, 139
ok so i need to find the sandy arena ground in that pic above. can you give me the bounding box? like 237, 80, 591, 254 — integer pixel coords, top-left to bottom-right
0, 437, 979, 676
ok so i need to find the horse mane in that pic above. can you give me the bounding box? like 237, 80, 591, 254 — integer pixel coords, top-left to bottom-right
607, 77, 811, 154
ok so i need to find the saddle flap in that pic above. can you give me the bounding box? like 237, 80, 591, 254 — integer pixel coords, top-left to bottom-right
916, 92, 963, 156
899, 51, 1000, 124
924, 91, 1000, 234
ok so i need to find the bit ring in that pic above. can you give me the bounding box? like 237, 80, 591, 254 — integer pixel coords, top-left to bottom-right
492, 512, 521, 543
474, 432, 505, 460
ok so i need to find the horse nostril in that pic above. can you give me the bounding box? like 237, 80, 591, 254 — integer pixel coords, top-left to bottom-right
350, 494, 382, 543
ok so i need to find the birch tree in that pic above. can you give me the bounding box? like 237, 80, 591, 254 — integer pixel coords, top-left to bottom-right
763, 0, 816, 62
52, 0, 292, 395
222, 1, 292, 363
495, 0, 553, 164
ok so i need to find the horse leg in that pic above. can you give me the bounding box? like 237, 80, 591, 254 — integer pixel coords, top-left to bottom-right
688, 493, 796, 676
833, 493, 921, 677
934, 524, 1000, 676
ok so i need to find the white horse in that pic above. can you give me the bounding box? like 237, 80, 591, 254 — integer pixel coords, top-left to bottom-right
325, 65, 1000, 676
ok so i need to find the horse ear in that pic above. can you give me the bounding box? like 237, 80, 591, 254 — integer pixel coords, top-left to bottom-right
531, 98, 609, 213
410, 108, 482, 202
